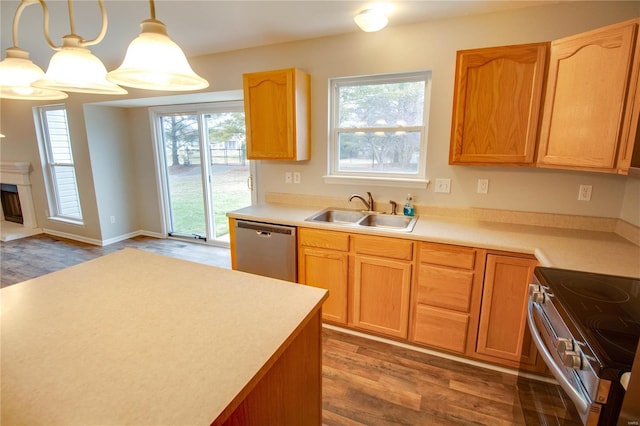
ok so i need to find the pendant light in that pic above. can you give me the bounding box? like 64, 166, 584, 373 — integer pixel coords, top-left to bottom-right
106, 0, 209, 91
0, 1, 67, 100
32, 0, 127, 95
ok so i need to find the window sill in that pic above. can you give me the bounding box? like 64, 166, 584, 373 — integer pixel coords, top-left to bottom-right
48, 216, 85, 227
323, 175, 430, 189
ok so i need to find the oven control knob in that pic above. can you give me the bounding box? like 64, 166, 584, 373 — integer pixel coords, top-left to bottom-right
556, 338, 574, 353
531, 290, 546, 304
562, 351, 582, 370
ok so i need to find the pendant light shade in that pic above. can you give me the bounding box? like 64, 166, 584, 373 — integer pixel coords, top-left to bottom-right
0, 47, 68, 100
32, 35, 127, 95
107, 19, 209, 91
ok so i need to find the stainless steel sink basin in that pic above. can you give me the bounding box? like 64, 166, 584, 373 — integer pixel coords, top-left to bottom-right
307, 209, 367, 224
305, 208, 417, 232
358, 214, 415, 230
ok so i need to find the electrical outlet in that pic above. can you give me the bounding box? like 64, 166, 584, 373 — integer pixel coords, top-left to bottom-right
293, 172, 301, 184
477, 179, 489, 194
578, 184, 592, 201
285, 172, 292, 184
110, 215, 116, 224
435, 178, 451, 193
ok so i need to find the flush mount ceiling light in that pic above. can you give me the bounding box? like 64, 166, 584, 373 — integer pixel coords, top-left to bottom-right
354, 8, 389, 32
0, 0, 209, 100
107, 1, 209, 91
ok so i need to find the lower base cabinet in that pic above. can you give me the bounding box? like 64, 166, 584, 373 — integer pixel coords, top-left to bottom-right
474, 253, 541, 370
409, 242, 485, 356
298, 228, 349, 325
295, 227, 544, 372
351, 254, 412, 338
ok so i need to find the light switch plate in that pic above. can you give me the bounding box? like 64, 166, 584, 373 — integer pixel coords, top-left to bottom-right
435, 178, 451, 193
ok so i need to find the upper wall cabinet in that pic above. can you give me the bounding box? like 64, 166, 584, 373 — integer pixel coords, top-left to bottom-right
537, 18, 640, 174
243, 68, 311, 161
449, 43, 549, 166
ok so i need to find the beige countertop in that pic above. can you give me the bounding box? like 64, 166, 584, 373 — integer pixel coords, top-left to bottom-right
0, 248, 327, 425
228, 204, 640, 278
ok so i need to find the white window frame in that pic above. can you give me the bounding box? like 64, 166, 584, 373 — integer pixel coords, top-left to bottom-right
34, 104, 84, 224
325, 70, 432, 188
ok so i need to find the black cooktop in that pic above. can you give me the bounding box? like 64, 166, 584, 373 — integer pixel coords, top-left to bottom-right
534, 267, 640, 371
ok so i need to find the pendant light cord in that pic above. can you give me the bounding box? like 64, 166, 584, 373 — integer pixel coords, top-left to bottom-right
65, 0, 108, 47
149, 0, 156, 20
11, 0, 55, 49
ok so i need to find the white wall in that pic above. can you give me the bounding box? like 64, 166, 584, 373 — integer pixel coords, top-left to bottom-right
84, 105, 139, 241
1, 1, 639, 243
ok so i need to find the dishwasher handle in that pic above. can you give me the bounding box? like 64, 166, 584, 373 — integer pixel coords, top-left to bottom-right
236, 220, 295, 236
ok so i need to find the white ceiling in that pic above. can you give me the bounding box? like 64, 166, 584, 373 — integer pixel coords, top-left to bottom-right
1, 0, 558, 71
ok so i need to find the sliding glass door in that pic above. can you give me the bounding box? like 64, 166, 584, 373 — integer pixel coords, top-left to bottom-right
155, 102, 254, 246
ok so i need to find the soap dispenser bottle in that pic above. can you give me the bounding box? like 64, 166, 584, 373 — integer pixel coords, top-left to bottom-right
403, 194, 414, 217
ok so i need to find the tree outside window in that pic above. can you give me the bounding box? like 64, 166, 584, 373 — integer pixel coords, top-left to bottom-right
329, 71, 431, 183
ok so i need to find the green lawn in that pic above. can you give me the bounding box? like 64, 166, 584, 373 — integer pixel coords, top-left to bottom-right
168, 164, 251, 239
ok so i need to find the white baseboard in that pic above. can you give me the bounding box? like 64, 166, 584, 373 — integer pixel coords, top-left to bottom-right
42, 229, 166, 247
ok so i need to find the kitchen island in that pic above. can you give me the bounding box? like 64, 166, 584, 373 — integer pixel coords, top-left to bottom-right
1, 248, 328, 425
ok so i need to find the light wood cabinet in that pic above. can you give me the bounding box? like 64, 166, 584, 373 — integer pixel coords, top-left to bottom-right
410, 242, 485, 355
449, 43, 548, 165
243, 68, 310, 161
537, 19, 640, 173
298, 228, 349, 324
475, 253, 540, 369
351, 236, 414, 339
292, 227, 544, 371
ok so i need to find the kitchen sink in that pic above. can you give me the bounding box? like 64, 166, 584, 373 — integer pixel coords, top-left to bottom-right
358, 214, 414, 229
307, 209, 367, 224
305, 208, 417, 232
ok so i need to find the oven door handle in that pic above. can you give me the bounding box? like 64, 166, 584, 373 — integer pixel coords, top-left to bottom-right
526, 300, 591, 416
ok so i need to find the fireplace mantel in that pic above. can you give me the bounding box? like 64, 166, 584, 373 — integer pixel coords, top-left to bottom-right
0, 161, 30, 174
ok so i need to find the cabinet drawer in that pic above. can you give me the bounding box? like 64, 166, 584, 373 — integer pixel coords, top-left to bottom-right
419, 242, 475, 269
413, 305, 469, 354
416, 265, 474, 312
299, 228, 349, 251
353, 235, 414, 260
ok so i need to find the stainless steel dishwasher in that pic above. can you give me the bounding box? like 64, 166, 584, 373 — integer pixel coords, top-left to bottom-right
235, 220, 297, 282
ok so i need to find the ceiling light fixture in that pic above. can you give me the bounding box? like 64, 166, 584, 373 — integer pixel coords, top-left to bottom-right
0, 0, 209, 100
354, 8, 389, 32
106, 0, 209, 91
0, 1, 67, 100
31, 0, 127, 95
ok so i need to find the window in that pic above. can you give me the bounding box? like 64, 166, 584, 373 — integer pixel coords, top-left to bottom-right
35, 105, 83, 223
327, 71, 431, 186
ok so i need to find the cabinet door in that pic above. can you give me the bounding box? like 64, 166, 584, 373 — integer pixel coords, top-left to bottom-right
449, 43, 548, 165
298, 247, 348, 324
537, 20, 638, 171
351, 255, 411, 338
243, 68, 310, 161
476, 254, 538, 365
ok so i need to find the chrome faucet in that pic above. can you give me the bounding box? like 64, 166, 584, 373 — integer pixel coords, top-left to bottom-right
349, 191, 374, 211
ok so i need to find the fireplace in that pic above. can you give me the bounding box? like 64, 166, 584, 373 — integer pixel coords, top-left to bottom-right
0, 162, 41, 241
1, 184, 23, 224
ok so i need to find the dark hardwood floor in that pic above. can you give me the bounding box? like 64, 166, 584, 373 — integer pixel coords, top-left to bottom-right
1, 234, 581, 425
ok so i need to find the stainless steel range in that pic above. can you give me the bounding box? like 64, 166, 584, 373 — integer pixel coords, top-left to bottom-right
527, 267, 640, 425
